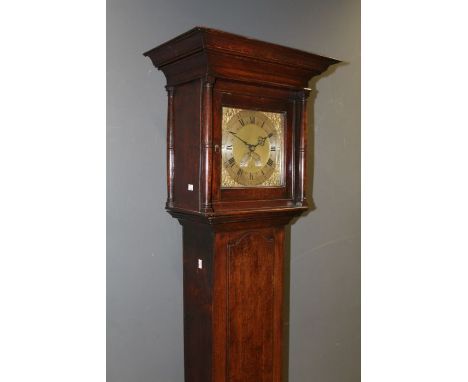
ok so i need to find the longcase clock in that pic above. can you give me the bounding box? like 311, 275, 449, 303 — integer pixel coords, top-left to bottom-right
143, 27, 339, 382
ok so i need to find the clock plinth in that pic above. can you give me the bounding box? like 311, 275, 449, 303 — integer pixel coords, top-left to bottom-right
144, 27, 339, 382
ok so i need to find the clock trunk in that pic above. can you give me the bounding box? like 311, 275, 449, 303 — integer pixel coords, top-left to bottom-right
182, 221, 285, 382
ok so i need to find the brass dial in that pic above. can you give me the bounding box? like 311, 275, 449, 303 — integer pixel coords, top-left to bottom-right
221, 108, 284, 187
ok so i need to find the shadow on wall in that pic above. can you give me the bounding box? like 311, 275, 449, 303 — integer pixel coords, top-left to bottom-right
282, 60, 348, 382
306, 60, 348, 214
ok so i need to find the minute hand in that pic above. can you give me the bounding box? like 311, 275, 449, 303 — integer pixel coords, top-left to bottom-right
229, 131, 252, 147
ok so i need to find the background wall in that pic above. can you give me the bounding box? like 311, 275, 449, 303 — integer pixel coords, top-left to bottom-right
107, 0, 360, 381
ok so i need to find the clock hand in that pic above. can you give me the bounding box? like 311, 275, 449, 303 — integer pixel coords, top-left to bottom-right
239, 152, 251, 167
255, 132, 274, 147
229, 131, 252, 147
251, 151, 262, 167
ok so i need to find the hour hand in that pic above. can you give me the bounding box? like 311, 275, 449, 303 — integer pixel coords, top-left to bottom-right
257, 133, 274, 146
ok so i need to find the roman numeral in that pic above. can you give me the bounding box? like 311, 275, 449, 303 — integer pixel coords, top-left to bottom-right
226, 145, 233, 151
237, 168, 243, 176
249, 173, 254, 180
249, 116, 255, 124
270, 146, 276, 152
238, 118, 245, 126
226, 157, 236, 167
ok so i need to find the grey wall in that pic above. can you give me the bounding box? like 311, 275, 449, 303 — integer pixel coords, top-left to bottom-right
107, 0, 360, 381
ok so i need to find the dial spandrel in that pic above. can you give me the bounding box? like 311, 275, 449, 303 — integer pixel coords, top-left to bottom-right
221, 107, 285, 188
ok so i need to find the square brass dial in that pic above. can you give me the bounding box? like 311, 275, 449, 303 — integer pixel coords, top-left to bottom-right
221, 107, 285, 188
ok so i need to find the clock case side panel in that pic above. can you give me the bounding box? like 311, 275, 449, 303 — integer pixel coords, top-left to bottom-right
167, 79, 204, 213
182, 222, 215, 382
211, 79, 309, 213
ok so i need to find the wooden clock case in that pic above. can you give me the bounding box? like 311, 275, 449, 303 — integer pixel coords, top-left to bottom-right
144, 27, 339, 382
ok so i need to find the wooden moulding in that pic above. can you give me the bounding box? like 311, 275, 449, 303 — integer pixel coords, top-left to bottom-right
144, 26, 340, 89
